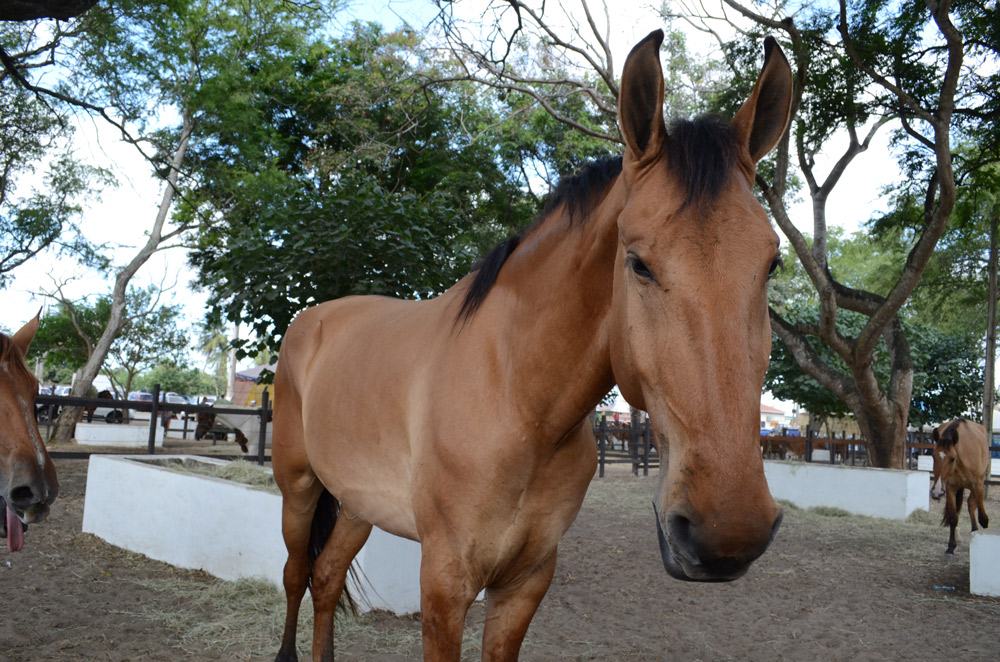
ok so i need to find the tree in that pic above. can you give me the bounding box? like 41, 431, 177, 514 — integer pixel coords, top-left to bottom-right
2, 0, 337, 442
0, 34, 113, 287
105, 287, 189, 399
434, 1, 727, 146
30, 286, 189, 397
186, 23, 555, 357
134, 361, 219, 397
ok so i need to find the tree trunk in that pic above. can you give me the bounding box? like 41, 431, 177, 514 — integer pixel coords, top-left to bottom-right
983, 208, 998, 440
51, 111, 192, 443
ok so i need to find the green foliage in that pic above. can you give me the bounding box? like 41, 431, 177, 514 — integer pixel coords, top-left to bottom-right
186, 23, 572, 356
33, 298, 109, 370
0, 64, 111, 284
106, 286, 190, 395
31, 286, 195, 394
135, 361, 220, 396
767, 229, 985, 424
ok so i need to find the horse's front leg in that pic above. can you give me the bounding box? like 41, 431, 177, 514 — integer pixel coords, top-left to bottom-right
419, 544, 480, 662
481, 551, 558, 662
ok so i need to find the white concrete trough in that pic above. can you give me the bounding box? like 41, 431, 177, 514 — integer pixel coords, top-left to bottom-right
82, 455, 424, 614
970, 528, 1000, 597
763, 460, 929, 520
75, 422, 164, 447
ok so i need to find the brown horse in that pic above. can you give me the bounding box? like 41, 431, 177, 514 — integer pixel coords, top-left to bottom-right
1, 313, 59, 553
272, 30, 793, 662
930, 419, 989, 554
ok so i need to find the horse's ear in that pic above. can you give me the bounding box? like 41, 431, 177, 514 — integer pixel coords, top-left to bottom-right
11, 308, 41, 357
731, 36, 794, 165
619, 30, 667, 162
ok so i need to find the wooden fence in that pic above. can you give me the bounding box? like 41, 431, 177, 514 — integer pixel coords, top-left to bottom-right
592, 417, 658, 477
593, 417, 1000, 479
34, 383, 273, 465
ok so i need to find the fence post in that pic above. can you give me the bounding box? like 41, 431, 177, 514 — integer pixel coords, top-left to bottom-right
642, 420, 651, 476
45, 405, 55, 442
630, 415, 640, 476
806, 428, 813, 462
257, 389, 270, 465
830, 432, 836, 464
147, 383, 160, 455
598, 415, 607, 478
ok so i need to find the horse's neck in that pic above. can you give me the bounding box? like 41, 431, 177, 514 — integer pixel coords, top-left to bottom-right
487, 178, 625, 432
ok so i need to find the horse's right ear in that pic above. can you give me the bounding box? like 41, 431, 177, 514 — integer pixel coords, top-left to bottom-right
619, 30, 666, 162
11, 308, 41, 357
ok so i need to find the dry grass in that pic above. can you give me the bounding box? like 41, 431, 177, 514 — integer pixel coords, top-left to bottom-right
146, 457, 280, 494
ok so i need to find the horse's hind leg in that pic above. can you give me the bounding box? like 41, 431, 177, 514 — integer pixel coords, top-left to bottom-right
310, 504, 372, 662
481, 551, 558, 662
971, 480, 989, 530
276, 479, 325, 662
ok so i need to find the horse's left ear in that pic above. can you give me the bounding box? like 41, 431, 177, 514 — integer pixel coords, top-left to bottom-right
11, 308, 41, 357
731, 36, 794, 165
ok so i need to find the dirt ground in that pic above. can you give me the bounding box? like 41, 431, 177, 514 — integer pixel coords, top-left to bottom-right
2, 457, 999, 661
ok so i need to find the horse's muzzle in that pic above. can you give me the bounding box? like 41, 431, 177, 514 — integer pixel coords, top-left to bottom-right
653, 501, 782, 582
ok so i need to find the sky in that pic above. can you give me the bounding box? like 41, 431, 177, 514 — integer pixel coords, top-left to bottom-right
0, 0, 901, 407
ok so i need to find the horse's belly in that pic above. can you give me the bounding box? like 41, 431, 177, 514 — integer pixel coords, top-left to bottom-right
305, 431, 420, 540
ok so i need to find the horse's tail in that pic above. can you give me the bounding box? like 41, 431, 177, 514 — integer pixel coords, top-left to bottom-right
308, 488, 359, 614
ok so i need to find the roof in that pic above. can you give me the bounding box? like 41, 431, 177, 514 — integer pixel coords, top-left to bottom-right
760, 403, 786, 415
235, 364, 277, 382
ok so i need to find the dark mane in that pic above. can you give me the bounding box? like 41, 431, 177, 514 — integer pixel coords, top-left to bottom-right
456, 155, 623, 323
665, 114, 740, 209
455, 114, 740, 324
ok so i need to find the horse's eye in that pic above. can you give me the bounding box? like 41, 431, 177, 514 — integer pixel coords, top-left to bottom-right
629, 255, 655, 280
767, 256, 783, 280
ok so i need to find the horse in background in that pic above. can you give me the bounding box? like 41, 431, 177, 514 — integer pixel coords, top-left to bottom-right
272, 30, 793, 662
931, 419, 989, 554
0, 313, 59, 553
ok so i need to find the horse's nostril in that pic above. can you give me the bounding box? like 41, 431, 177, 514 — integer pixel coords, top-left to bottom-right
9, 485, 37, 509
666, 513, 698, 565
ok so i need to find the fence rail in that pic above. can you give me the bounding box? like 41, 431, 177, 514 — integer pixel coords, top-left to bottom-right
593, 417, 1000, 480
34, 383, 273, 465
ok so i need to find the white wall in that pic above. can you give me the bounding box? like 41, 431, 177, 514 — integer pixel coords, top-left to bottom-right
82, 455, 433, 614
75, 422, 163, 447
763, 461, 929, 520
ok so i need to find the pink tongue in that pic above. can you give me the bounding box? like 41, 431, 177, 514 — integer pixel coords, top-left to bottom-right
6, 507, 24, 553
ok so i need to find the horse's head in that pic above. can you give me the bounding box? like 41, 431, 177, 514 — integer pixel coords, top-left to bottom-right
1, 313, 59, 552
930, 421, 959, 500
608, 31, 793, 582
